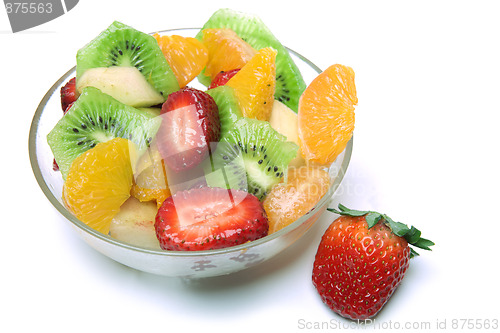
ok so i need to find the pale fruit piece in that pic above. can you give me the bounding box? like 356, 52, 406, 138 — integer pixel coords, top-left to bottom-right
109, 197, 161, 250
268, 100, 305, 167
263, 166, 330, 233
63, 138, 135, 234
76, 66, 164, 107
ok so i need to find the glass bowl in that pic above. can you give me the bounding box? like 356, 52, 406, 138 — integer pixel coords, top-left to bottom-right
29, 28, 352, 278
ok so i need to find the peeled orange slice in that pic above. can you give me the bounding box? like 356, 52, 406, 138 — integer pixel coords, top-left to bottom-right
263, 166, 330, 233
226, 47, 276, 121
131, 142, 171, 208
201, 28, 256, 80
298, 64, 357, 165
153, 33, 208, 88
63, 138, 135, 234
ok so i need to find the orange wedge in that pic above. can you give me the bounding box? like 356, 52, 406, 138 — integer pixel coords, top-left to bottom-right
263, 166, 330, 233
201, 28, 256, 80
131, 142, 171, 208
298, 64, 357, 165
63, 138, 135, 234
153, 33, 208, 88
226, 47, 277, 121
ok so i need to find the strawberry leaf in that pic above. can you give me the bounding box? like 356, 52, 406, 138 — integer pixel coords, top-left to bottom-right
413, 237, 435, 250
328, 204, 369, 216
405, 226, 422, 244
365, 212, 382, 228
383, 214, 409, 236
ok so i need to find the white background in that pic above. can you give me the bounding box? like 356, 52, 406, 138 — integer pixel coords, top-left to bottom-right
2, 0, 499, 332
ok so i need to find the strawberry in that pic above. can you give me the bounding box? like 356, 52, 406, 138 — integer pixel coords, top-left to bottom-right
63, 102, 75, 114
155, 187, 269, 251
312, 204, 434, 320
208, 69, 240, 89
53, 77, 78, 172
52, 159, 59, 171
156, 87, 220, 172
60, 77, 77, 112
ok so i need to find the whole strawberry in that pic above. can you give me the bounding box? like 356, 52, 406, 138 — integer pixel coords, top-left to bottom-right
312, 204, 434, 320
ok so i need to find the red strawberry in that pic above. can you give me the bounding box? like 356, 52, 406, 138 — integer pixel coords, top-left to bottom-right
155, 187, 269, 251
208, 69, 240, 89
156, 87, 220, 172
63, 102, 75, 114
312, 204, 434, 320
60, 77, 77, 112
52, 159, 59, 171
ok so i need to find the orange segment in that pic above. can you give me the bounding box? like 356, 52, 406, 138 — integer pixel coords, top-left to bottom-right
201, 28, 256, 80
263, 166, 330, 233
131, 185, 170, 209
226, 47, 276, 121
63, 138, 135, 234
153, 33, 208, 87
131, 142, 171, 208
298, 64, 357, 165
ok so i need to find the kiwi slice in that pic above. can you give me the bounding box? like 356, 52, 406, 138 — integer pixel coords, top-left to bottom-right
205, 117, 298, 199
47, 87, 162, 180
76, 21, 179, 100
196, 8, 306, 112
206, 86, 242, 138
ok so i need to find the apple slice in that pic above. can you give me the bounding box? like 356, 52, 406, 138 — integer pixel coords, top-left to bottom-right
77, 66, 164, 107
269, 100, 305, 168
109, 197, 161, 250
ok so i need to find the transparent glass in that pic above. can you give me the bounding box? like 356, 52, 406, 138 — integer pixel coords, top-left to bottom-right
29, 28, 353, 278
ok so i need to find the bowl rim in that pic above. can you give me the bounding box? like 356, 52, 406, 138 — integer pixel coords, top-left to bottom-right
28, 27, 353, 258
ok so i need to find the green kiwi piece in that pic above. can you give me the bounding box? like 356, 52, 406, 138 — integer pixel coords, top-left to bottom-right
47, 87, 162, 180
196, 8, 306, 112
205, 117, 298, 199
206, 86, 242, 138
76, 21, 179, 100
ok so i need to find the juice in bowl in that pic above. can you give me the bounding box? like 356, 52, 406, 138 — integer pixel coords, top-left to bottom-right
29, 8, 355, 278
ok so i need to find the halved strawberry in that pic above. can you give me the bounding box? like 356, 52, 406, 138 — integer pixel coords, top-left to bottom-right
155, 187, 269, 251
60, 77, 77, 112
208, 69, 240, 89
156, 87, 220, 172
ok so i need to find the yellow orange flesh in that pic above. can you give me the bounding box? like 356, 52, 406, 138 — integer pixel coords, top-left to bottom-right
153, 33, 208, 88
226, 47, 277, 121
201, 28, 256, 80
298, 64, 357, 166
63, 138, 134, 234
263, 166, 330, 233
131, 143, 171, 208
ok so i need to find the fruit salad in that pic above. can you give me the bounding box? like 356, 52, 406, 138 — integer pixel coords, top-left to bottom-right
47, 8, 357, 252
